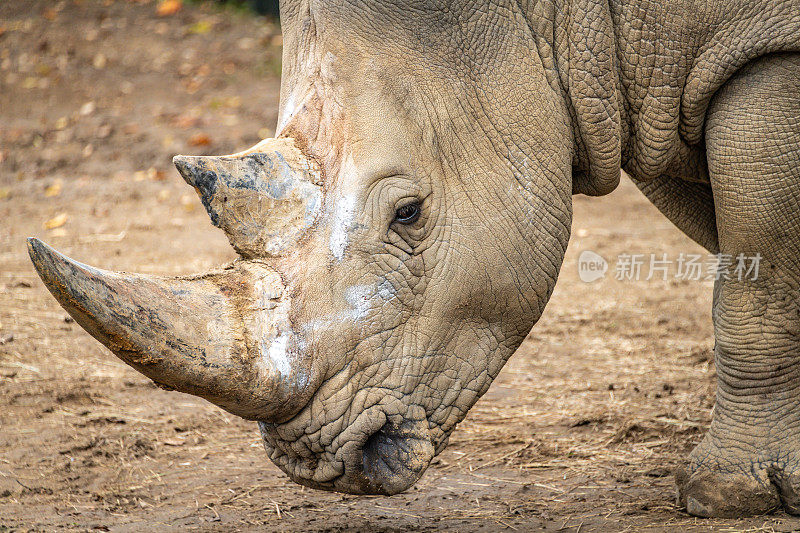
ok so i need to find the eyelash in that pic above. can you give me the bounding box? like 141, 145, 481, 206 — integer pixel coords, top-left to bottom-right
394, 202, 421, 225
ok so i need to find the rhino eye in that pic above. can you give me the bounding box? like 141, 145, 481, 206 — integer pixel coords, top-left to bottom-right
394, 202, 421, 225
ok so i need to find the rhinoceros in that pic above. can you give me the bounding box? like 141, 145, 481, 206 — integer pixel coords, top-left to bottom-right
28, 0, 800, 518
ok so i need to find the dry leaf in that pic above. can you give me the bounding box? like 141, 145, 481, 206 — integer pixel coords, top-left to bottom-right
188, 133, 212, 146
44, 213, 68, 230
188, 20, 212, 34
0, 188, 10, 200
44, 179, 62, 197
156, 0, 182, 16
147, 167, 167, 181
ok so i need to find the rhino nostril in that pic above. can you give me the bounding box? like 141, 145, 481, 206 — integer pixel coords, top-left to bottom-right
361, 417, 435, 495
363, 423, 404, 477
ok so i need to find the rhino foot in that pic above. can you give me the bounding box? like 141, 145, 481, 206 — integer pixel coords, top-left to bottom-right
676, 435, 800, 517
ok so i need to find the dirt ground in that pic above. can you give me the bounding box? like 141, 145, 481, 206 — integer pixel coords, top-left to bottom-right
2, 1, 800, 531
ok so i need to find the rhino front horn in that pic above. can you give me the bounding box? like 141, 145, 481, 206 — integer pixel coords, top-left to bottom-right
27, 238, 315, 422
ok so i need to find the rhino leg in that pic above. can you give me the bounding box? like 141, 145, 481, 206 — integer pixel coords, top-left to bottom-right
677, 53, 800, 517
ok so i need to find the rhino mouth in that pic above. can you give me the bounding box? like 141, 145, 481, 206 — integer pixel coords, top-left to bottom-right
259, 404, 435, 495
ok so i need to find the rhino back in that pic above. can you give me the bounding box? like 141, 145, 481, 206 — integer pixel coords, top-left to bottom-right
611, 0, 800, 182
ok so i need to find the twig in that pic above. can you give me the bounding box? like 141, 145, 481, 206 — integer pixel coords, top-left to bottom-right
473, 441, 534, 471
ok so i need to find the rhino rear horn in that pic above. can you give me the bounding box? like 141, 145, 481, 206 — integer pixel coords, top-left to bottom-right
174, 137, 322, 258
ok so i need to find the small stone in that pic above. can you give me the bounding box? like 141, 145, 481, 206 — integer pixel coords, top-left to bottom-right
79, 101, 96, 116
97, 124, 112, 138
181, 194, 196, 212
92, 53, 107, 69
237, 37, 255, 50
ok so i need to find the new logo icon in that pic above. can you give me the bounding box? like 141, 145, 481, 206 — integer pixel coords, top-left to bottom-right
578, 250, 608, 283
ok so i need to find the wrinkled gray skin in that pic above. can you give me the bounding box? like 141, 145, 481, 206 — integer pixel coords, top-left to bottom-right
27, 0, 800, 518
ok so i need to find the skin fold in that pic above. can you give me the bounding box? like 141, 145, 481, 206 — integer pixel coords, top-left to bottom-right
27, 0, 800, 516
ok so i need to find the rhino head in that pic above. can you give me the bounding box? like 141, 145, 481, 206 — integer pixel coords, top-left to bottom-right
30, 0, 620, 495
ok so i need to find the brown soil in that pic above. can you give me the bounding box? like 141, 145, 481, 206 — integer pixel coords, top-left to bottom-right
2, 1, 799, 531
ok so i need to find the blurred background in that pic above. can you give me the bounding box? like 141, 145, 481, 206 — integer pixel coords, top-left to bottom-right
1, 0, 283, 195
